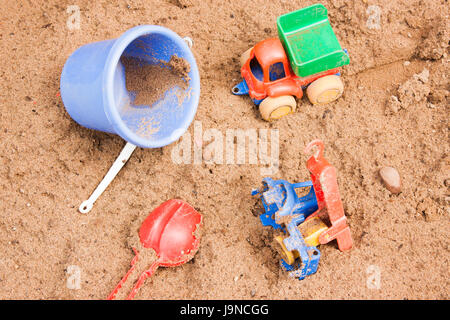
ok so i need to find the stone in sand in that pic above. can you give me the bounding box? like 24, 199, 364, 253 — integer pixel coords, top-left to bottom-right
379, 166, 402, 194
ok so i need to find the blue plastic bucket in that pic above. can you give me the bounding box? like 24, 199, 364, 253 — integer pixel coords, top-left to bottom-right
60, 25, 200, 148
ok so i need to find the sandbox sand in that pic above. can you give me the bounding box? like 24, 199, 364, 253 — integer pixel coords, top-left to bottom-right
0, 0, 448, 299
121, 55, 189, 106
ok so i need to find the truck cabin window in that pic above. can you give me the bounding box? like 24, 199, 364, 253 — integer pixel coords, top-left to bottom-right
269, 62, 286, 82
250, 57, 264, 81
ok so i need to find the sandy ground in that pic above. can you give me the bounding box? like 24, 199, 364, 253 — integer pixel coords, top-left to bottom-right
0, 0, 449, 299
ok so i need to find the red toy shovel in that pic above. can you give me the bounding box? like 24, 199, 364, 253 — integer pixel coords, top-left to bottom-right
107, 199, 202, 300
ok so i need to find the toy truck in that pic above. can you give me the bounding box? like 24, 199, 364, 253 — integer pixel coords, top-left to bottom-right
252, 140, 353, 280
232, 4, 350, 121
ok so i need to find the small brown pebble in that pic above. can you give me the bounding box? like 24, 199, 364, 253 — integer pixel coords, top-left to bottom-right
444, 179, 450, 187
379, 167, 402, 194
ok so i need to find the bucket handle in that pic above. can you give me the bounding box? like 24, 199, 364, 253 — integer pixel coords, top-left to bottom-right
79, 142, 137, 213
183, 36, 193, 48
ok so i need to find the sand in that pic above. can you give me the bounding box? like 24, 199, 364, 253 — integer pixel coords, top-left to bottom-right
0, 0, 448, 299
121, 55, 189, 106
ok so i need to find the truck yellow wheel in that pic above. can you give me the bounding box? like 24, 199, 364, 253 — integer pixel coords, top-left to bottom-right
240, 47, 254, 68
259, 95, 296, 121
273, 236, 296, 265
306, 75, 344, 105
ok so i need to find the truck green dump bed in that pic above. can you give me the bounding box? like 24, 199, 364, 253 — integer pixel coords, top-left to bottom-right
277, 4, 349, 78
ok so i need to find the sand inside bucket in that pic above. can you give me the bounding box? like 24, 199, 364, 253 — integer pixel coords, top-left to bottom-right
121, 55, 190, 107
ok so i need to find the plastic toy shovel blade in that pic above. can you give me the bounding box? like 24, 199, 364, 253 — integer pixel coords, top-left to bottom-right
107, 199, 202, 300
139, 199, 202, 266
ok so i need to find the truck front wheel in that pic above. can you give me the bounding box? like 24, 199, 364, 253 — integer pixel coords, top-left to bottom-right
306, 75, 344, 105
273, 235, 297, 265
259, 95, 296, 121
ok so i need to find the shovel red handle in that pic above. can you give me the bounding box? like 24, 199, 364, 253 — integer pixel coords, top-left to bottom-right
126, 260, 160, 300
107, 248, 139, 300
107, 248, 160, 300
